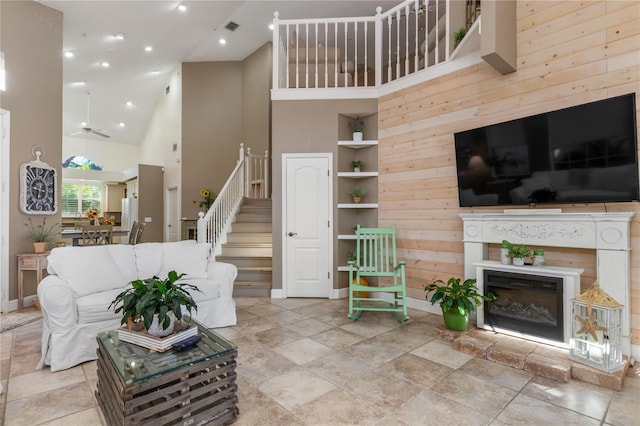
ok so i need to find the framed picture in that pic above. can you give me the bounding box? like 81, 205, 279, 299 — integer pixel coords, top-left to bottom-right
20, 148, 58, 214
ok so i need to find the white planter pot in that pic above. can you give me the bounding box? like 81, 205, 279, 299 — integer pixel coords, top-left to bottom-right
353, 167, 361, 173
512, 257, 525, 266
500, 248, 511, 265
146, 310, 176, 337
352, 132, 363, 142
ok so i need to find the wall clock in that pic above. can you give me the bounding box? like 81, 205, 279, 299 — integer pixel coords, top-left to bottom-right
20, 146, 58, 214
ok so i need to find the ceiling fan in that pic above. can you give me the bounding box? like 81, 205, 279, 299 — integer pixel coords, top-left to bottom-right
70, 91, 111, 138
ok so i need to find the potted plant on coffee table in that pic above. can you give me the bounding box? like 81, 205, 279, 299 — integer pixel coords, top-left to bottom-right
109, 270, 201, 337
424, 277, 495, 331
508, 244, 531, 266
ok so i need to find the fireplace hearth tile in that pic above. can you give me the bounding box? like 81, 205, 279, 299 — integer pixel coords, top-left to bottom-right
531, 344, 569, 360
487, 340, 536, 369
571, 358, 629, 391
433, 324, 468, 342
453, 335, 495, 358
524, 352, 572, 382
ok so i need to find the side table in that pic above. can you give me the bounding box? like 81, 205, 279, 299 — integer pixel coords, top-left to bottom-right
17, 252, 49, 309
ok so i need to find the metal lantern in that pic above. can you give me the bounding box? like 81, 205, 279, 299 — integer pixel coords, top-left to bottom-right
569, 282, 624, 372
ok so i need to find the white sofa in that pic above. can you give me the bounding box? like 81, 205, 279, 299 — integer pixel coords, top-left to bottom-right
37, 240, 237, 372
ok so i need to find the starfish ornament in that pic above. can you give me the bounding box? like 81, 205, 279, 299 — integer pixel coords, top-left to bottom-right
575, 311, 608, 342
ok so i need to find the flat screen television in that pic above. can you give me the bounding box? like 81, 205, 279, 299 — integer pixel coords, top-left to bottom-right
454, 93, 639, 207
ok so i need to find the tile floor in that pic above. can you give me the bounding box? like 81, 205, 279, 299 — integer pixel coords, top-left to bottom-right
1, 297, 639, 425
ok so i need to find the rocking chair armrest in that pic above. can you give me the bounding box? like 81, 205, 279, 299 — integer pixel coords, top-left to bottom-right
394, 261, 406, 270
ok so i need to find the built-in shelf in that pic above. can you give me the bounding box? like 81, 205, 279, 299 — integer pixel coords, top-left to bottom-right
337, 172, 379, 178
337, 140, 378, 149
338, 203, 378, 209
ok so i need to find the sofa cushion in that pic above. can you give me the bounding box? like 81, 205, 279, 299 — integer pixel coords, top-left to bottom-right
159, 241, 211, 279
178, 278, 221, 303
76, 288, 124, 324
47, 246, 130, 297
133, 242, 163, 279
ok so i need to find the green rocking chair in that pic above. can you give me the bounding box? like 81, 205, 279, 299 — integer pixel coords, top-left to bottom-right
348, 224, 409, 322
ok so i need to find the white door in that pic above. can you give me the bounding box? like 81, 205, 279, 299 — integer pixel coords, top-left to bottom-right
283, 154, 332, 298
166, 187, 179, 242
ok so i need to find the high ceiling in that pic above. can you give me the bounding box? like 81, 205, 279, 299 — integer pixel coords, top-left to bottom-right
39, 1, 399, 145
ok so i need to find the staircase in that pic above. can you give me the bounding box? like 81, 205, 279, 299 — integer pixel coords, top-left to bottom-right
216, 197, 272, 297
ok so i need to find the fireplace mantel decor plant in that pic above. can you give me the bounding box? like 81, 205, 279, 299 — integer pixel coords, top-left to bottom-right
508, 244, 532, 266
424, 277, 495, 331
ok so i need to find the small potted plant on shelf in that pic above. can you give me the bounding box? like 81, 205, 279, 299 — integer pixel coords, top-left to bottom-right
424, 277, 495, 331
351, 160, 363, 172
349, 116, 364, 142
109, 270, 201, 337
348, 187, 366, 203
508, 244, 531, 266
500, 240, 513, 265
25, 217, 60, 253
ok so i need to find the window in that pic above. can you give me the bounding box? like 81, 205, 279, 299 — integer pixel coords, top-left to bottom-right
61, 182, 102, 216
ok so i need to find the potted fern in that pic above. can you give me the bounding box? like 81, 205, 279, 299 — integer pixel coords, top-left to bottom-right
508, 244, 531, 266
351, 160, 363, 172
109, 271, 201, 337
424, 277, 494, 331
349, 116, 364, 142
348, 187, 366, 203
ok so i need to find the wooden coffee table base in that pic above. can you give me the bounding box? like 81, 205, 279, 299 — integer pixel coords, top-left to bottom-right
95, 339, 238, 425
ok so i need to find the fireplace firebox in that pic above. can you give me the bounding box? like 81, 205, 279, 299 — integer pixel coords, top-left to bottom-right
484, 270, 564, 343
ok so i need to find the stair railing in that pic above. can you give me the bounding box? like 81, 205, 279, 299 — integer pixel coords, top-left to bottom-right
198, 143, 270, 254
245, 147, 270, 198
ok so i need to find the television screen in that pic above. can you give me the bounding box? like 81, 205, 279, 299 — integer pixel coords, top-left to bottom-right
454, 93, 639, 207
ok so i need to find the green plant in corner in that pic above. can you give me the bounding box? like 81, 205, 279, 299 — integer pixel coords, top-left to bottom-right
508, 244, 531, 259
351, 160, 363, 169
109, 271, 201, 331
453, 27, 467, 47
501, 240, 513, 250
425, 277, 492, 315
25, 217, 60, 242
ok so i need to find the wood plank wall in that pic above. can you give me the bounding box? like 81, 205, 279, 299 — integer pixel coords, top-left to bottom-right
378, 1, 640, 344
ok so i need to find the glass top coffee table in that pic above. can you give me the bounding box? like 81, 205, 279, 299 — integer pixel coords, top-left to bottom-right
95, 319, 238, 425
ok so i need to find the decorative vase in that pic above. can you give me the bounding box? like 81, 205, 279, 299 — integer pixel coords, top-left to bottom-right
33, 242, 47, 254
513, 257, 525, 266
353, 196, 361, 203
353, 167, 361, 173
533, 249, 545, 266
145, 311, 176, 337
352, 131, 363, 142
500, 248, 511, 265
442, 305, 469, 331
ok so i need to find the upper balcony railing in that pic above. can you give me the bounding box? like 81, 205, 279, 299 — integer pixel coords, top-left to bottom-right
272, 0, 478, 93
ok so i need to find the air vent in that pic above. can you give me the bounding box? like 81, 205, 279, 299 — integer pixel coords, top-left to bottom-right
224, 21, 239, 31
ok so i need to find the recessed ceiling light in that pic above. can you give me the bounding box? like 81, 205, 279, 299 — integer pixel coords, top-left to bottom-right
101, 61, 110, 68
64, 51, 74, 58
268, 23, 274, 31
81, 121, 87, 126
144, 46, 153, 52
119, 122, 125, 127
126, 101, 133, 107
219, 38, 227, 45
177, 4, 187, 12
71, 81, 86, 86
151, 70, 160, 75
115, 33, 124, 40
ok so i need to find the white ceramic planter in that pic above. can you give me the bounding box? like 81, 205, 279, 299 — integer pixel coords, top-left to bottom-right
352, 131, 363, 142
512, 257, 525, 266
146, 311, 176, 337
353, 167, 361, 173
500, 248, 511, 265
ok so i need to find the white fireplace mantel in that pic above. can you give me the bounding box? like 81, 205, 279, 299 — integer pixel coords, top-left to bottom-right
460, 211, 635, 355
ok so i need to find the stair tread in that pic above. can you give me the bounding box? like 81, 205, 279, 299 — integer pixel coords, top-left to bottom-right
234, 281, 272, 287
236, 266, 273, 271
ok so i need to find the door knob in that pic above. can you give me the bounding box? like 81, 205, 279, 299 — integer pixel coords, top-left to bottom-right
288, 232, 297, 236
